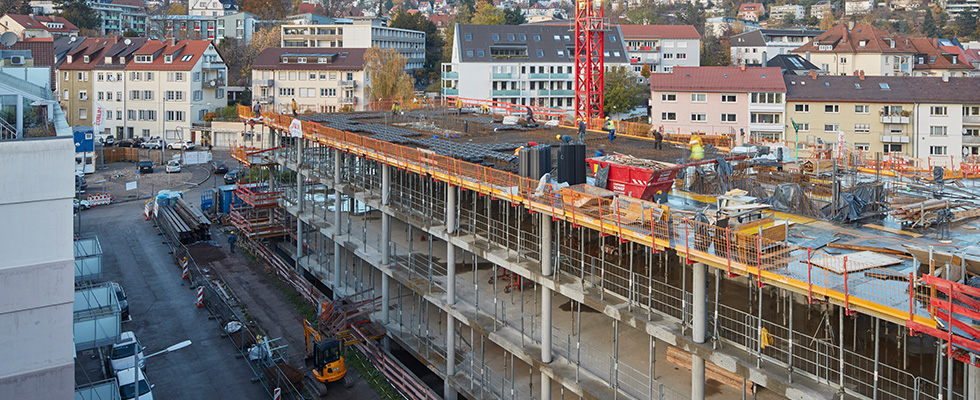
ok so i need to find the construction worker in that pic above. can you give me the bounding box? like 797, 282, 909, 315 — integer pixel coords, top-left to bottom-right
653, 126, 664, 150
513, 146, 524, 156
391, 101, 401, 115
602, 117, 616, 143
556, 134, 573, 144
481, 104, 489, 115
228, 232, 237, 253
689, 136, 704, 161
526, 106, 536, 124
455, 98, 463, 115
578, 120, 586, 142
291, 99, 298, 116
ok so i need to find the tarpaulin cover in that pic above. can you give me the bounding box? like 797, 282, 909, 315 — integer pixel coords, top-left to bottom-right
594, 163, 610, 189
831, 184, 885, 222
767, 183, 822, 218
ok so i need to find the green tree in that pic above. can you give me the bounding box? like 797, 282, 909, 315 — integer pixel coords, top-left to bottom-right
389, 9, 445, 84
123, 29, 139, 37
922, 9, 939, 37
364, 47, 414, 102
953, 9, 979, 39
679, 3, 707, 36
442, 2, 474, 61
53, 0, 101, 30
780, 13, 796, 28
602, 67, 645, 116
472, 0, 505, 25
625, 4, 665, 25
503, 6, 526, 25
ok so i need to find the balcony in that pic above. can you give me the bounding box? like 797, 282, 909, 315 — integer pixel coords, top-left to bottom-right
443, 88, 458, 96
257, 79, 274, 87
204, 77, 226, 87
880, 134, 910, 143
201, 60, 225, 70
491, 89, 521, 96
964, 115, 980, 124
880, 115, 909, 124
550, 89, 574, 96
256, 96, 274, 104
491, 73, 513, 80
528, 73, 550, 80
442, 71, 458, 79
964, 134, 980, 144
340, 80, 357, 88
340, 97, 357, 105
537, 89, 550, 96
550, 73, 570, 79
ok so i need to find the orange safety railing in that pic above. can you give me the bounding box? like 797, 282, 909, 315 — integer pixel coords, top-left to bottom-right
443, 96, 568, 122
236, 105, 972, 347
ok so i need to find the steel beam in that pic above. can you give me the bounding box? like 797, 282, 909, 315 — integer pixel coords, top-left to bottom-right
692, 261, 707, 400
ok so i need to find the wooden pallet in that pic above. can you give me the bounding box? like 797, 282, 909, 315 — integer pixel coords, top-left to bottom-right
665, 345, 753, 394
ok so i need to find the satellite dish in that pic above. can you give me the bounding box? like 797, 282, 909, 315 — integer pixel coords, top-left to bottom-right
69, 36, 76, 43
124, 38, 132, 45
0, 32, 18, 48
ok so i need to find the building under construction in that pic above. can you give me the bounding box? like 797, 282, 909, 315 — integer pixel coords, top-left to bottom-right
229, 103, 980, 400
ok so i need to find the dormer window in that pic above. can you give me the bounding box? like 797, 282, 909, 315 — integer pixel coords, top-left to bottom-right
317, 57, 328, 63
135, 55, 152, 63
282, 56, 288, 63
165, 54, 173, 63
859, 40, 867, 47
83, 55, 89, 63
298, 57, 307, 63
67, 55, 73, 63
104, 56, 111, 63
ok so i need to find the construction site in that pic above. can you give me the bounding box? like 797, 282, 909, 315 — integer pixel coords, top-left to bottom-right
195, 97, 980, 400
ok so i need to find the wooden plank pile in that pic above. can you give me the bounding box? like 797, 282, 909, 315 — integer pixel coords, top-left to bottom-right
889, 199, 976, 228
160, 197, 212, 244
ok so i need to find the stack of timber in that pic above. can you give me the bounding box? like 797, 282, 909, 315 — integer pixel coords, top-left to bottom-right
160, 197, 212, 244
890, 199, 978, 227
801, 159, 834, 175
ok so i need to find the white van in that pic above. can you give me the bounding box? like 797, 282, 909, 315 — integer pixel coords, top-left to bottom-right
117, 366, 154, 400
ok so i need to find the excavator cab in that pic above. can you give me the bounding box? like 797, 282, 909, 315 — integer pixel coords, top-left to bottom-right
311, 337, 346, 383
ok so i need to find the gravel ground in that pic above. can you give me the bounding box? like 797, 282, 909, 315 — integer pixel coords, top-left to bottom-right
81, 150, 238, 203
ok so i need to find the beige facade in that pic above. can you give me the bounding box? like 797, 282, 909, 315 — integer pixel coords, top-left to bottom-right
806, 52, 914, 76
785, 99, 914, 155
252, 67, 368, 113
58, 68, 94, 127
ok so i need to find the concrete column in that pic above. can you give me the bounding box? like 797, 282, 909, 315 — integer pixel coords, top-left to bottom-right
333, 149, 342, 293
540, 213, 553, 400
381, 165, 392, 264
296, 220, 303, 272
295, 138, 304, 273
692, 261, 707, 400
15, 94, 22, 138
969, 361, 980, 400
445, 185, 458, 400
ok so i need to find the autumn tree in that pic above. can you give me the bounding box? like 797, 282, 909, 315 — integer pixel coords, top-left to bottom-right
167, 3, 187, 15
238, 0, 288, 20
216, 27, 281, 86
442, 0, 475, 61
364, 47, 414, 102
389, 8, 445, 84
603, 67, 645, 116
471, 0, 505, 25
53, 0, 101, 29
640, 63, 651, 79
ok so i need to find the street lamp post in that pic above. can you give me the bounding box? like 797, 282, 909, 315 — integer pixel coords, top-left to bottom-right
131, 340, 192, 399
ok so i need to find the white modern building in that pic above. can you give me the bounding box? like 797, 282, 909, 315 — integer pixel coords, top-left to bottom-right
845, 0, 874, 15
90, 0, 149, 36
619, 24, 701, 75
149, 12, 258, 43
730, 28, 823, 65
941, 0, 980, 18
188, 0, 239, 17
251, 47, 368, 113
281, 18, 425, 71
442, 24, 630, 112
769, 4, 806, 20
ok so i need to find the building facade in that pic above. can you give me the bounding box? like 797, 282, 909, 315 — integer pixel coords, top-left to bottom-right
442, 24, 630, 112
731, 28, 824, 65
769, 4, 805, 20
845, 0, 874, 15
0, 14, 79, 38
149, 12, 257, 43
648, 66, 786, 143
90, 0, 149, 36
737, 3, 765, 21
619, 24, 701, 75
188, 0, 239, 16
251, 47, 368, 113
281, 18, 425, 71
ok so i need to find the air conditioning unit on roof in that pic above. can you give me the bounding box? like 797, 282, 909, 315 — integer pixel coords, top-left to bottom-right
10, 56, 24, 65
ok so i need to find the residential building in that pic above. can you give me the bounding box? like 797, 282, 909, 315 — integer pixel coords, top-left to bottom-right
810, 0, 835, 18
56, 37, 116, 127
619, 24, 701, 75
0, 14, 78, 38
522, 2, 566, 19
706, 16, 760, 37
149, 12, 258, 43
737, 3, 765, 21
428, 14, 452, 34
792, 23, 980, 77
769, 4, 805, 20
442, 24, 630, 112
845, 0, 873, 15
730, 28, 824, 65
941, 0, 980, 18
251, 47, 368, 113
281, 18, 425, 71
188, 0, 239, 17
57, 38, 227, 140
0, 40, 73, 400
747, 54, 821, 75
90, 0, 149, 36
10, 37, 57, 90
784, 74, 980, 164
648, 66, 786, 144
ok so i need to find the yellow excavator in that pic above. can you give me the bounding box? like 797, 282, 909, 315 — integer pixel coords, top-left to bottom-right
303, 319, 354, 397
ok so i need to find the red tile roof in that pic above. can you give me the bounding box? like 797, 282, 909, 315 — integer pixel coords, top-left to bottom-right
650, 66, 786, 92
428, 14, 451, 28
297, 3, 327, 16
252, 47, 367, 70
919, 40, 977, 71
738, 3, 764, 13
4, 14, 79, 34
792, 23, 915, 54
618, 24, 701, 40
126, 40, 214, 71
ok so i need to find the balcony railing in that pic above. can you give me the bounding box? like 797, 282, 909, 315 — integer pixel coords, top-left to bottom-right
964, 134, 980, 144
340, 80, 357, 88
491, 89, 521, 96
491, 73, 513, 80
441, 71, 458, 79
528, 73, 550, 79
880, 134, 910, 143
257, 79, 274, 87
340, 97, 357, 104
550, 89, 574, 96
880, 115, 909, 124
443, 88, 458, 96
204, 77, 226, 87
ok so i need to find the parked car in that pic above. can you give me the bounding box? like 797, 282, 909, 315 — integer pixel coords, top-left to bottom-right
76, 175, 87, 192
165, 160, 181, 173
212, 161, 228, 174
109, 332, 145, 373
73, 199, 91, 212
224, 169, 239, 184
137, 160, 153, 174
117, 366, 154, 400
100, 136, 115, 146
142, 139, 164, 149
109, 282, 130, 320
167, 141, 194, 150
117, 140, 135, 148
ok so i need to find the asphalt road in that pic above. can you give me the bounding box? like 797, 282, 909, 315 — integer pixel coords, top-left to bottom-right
75, 178, 271, 399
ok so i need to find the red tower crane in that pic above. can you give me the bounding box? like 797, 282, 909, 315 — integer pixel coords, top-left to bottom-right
574, 0, 605, 126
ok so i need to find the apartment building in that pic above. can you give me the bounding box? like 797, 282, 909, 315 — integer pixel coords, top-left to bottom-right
730, 28, 823, 64
705, 16, 761, 37
941, 0, 980, 18
784, 74, 980, 163
619, 24, 700, 75
769, 4, 805, 20
91, 0, 148, 36
442, 24, 630, 112
809, 0, 834, 18
188, 0, 239, 17
0, 14, 78, 38
57, 37, 116, 126
57, 38, 227, 139
251, 47, 368, 113
648, 66, 786, 144
737, 3, 765, 21
150, 12, 258, 43
281, 18, 425, 71
845, 0, 874, 15
908, 38, 978, 77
